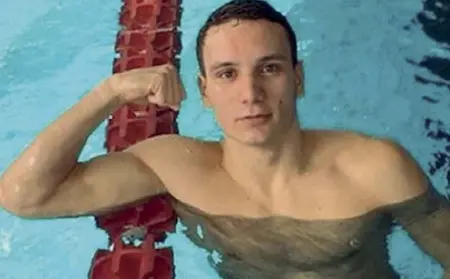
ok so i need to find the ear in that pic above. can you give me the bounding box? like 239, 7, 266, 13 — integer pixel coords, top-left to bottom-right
198, 74, 212, 107
294, 60, 305, 97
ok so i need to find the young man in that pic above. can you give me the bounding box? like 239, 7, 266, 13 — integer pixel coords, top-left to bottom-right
1, 0, 449, 278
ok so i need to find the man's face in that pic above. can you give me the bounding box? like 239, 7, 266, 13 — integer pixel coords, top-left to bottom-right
199, 19, 303, 146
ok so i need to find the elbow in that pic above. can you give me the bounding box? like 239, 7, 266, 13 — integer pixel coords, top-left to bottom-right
1, 204, 38, 219
1, 199, 43, 219
1, 198, 40, 219
0, 182, 44, 219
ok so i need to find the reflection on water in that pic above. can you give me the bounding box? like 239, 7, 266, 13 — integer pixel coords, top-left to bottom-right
409, 0, 450, 195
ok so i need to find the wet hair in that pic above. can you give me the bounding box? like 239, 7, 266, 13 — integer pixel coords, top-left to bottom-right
195, 0, 298, 76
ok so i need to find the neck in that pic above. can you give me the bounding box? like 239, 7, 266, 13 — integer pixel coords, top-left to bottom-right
221, 121, 306, 192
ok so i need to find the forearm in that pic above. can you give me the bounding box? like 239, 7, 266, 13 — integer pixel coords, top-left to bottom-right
0, 80, 120, 210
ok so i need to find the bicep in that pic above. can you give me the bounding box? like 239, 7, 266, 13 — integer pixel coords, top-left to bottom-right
25, 152, 166, 219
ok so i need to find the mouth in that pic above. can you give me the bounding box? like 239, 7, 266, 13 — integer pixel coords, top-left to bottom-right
237, 113, 273, 123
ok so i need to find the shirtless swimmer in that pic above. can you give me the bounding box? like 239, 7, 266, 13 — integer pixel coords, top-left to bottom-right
1, 1, 449, 278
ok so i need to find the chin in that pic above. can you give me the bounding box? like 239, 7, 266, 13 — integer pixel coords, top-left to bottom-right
234, 129, 274, 146
222, 119, 281, 146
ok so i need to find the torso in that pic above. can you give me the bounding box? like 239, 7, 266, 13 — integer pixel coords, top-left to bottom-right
172, 200, 397, 279
153, 130, 400, 278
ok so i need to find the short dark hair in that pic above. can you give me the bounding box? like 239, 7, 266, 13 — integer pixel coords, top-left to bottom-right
195, 0, 298, 76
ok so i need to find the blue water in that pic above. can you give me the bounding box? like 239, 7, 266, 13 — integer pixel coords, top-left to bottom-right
0, 0, 449, 278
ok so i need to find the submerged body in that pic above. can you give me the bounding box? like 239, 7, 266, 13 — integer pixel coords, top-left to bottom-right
174, 193, 443, 279
174, 199, 396, 279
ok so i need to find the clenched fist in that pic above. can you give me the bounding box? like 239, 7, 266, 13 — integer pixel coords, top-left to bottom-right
106, 63, 186, 110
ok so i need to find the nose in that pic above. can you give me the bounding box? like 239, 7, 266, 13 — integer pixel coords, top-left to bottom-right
238, 74, 265, 104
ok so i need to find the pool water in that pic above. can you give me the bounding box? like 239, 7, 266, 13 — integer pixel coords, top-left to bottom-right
0, 0, 449, 278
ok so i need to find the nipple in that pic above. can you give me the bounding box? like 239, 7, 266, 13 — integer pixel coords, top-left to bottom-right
349, 238, 361, 248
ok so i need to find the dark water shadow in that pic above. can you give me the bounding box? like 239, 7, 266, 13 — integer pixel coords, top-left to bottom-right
406, 0, 450, 194
406, 0, 450, 93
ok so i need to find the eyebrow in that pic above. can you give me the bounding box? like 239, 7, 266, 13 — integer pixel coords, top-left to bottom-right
209, 53, 289, 71
258, 54, 289, 63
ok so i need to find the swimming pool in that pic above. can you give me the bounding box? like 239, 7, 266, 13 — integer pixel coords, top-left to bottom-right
0, 0, 449, 278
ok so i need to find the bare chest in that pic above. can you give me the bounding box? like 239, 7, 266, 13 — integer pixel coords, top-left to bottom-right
172, 166, 378, 221
173, 199, 392, 278
169, 170, 390, 277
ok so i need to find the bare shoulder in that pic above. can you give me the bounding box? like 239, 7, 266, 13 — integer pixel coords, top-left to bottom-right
125, 134, 220, 189
325, 130, 430, 206
127, 134, 219, 167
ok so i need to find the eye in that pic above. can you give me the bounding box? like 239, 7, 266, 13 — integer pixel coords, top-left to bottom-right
217, 69, 236, 80
261, 63, 280, 75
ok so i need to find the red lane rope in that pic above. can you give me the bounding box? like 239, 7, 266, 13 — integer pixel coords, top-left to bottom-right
88, 1, 182, 278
